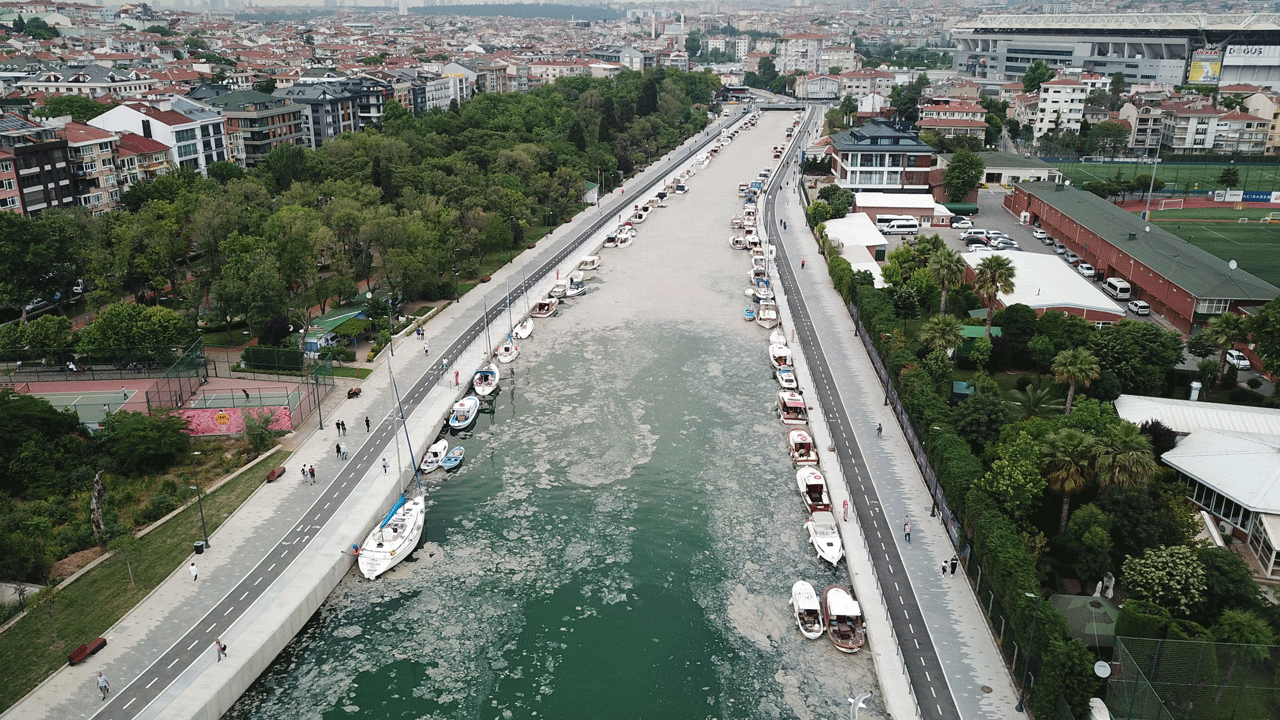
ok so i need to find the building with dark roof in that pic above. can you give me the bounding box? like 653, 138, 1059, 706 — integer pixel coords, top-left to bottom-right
0, 113, 75, 216
825, 121, 936, 193
203, 90, 304, 168
1006, 182, 1279, 332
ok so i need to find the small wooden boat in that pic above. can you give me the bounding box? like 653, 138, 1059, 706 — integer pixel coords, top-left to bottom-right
512, 318, 533, 339
791, 581, 824, 640
744, 306, 756, 322
448, 396, 481, 431
791, 432, 821, 469
823, 586, 866, 653
420, 438, 449, 473
805, 511, 843, 566
439, 446, 465, 471
530, 297, 558, 318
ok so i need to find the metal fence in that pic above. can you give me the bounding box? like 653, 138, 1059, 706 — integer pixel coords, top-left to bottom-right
1108, 637, 1280, 720
144, 339, 206, 411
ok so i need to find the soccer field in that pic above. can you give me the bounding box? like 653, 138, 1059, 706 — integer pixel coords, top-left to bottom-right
1146, 217, 1280, 287
1056, 161, 1280, 194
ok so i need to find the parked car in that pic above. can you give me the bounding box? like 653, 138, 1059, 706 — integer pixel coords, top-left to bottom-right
964, 229, 993, 239
969, 245, 995, 253
1226, 349, 1252, 371
987, 230, 1010, 240
964, 236, 989, 247
1127, 300, 1150, 316
1052, 241, 1067, 254
1063, 251, 1080, 264
950, 218, 973, 230
1076, 262, 1096, 277
993, 239, 1020, 250
1032, 229, 1048, 240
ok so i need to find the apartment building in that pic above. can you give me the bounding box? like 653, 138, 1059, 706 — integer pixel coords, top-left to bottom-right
776, 33, 831, 75
820, 45, 861, 74
272, 83, 358, 149
1118, 103, 1164, 155
1210, 110, 1270, 154
916, 100, 988, 139
203, 90, 304, 168
59, 122, 120, 213
795, 74, 840, 101
88, 96, 228, 175
1159, 100, 1223, 153
0, 113, 75, 216
17, 64, 158, 99
1032, 77, 1087, 139
114, 131, 173, 190
827, 120, 935, 193
840, 68, 896, 101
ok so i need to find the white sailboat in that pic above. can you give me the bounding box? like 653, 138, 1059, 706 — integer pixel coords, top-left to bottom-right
512, 318, 532, 339
495, 278, 520, 362
473, 362, 500, 396
357, 494, 426, 580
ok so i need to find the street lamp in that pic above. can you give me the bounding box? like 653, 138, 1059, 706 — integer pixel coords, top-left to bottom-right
1015, 592, 1042, 712
313, 373, 324, 430
366, 291, 393, 356
848, 692, 871, 720
188, 479, 211, 545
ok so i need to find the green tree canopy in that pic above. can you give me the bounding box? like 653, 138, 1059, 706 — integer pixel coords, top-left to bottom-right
943, 149, 985, 203
1122, 545, 1206, 616
1022, 60, 1055, 93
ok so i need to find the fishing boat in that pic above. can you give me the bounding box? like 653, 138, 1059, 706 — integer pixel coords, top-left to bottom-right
823, 586, 866, 653
775, 366, 798, 390
770, 328, 787, 347
756, 299, 780, 329
790, 580, 824, 640
603, 230, 619, 248
796, 467, 830, 514
512, 318, 533, 339
805, 511, 844, 566
530, 297, 558, 318
577, 255, 601, 276
744, 306, 756, 322
791, 431, 821, 469
439, 446, 465, 471
769, 343, 793, 370
472, 362, 500, 397
448, 396, 481, 431
357, 493, 426, 580
730, 235, 748, 250
617, 231, 633, 248
563, 271, 586, 298
777, 390, 808, 425
420, 438, 449, 473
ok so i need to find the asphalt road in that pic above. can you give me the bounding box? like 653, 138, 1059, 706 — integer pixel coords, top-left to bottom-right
92, 113, 749, 720
763, 109, 962, 720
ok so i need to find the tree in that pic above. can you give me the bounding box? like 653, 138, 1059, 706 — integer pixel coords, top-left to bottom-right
917, 313, 965, 357
1210, 610, 1274, 703
94, 410, 192, 475
927, 248, 966, 315
1096, 478, 1196, 562
1065, 504, 1113, 583
943, 149, 985, 203
1249, 297, 1280, 370
973, 431, 1046, 525
107, 533, 141, 588
76, 302, 195, 362
1203, 312, 1250, 378
1185, 331, 1218, 360
954, 385, 1015, 450
1088, 121, 1130, 157
1043, 427, 1098, 533
1006, 379, 1064, 419
1109, 72, 1128, 107
35, 95, 115, 122
1051, 347, 1100, 415
1094, 421, 1158, 491
1122, 545, 1206, 616
1087, 322, 1184, 396
972, 255, 1015, 339
1195, 546, 1262, 620
1022, 60, 1055, 93
1219, 166, 1240, 188
685, 31, 701, 58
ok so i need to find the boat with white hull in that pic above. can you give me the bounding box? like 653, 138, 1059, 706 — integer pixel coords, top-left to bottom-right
512, 318, 533, 339
823, 586, 866, 653
472, 362, 499, 397
805, 511, 843, 566
778, 390, 808, 425
496, 335, 519, 363
770, 328, 787, 347
756, 300, 780, 329
420, 438, 449, 473
358, 493, 426, 580
530, 297, 558, 318
576, 255, 600, 276
790, 580, 824, 640
448, 396, 481, 431
775, 366, 798, 390
769, 344, 793, 370
791, 431, 821, 468
796, 467, 830, 513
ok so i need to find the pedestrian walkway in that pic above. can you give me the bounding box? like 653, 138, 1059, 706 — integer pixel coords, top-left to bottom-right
771, 132, 1021, 719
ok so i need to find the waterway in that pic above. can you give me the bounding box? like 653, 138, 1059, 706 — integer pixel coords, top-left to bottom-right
224, 114, 882, 720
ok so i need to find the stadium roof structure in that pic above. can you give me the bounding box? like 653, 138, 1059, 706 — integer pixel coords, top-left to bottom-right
1019, 182, 1280, 303
952, 13, 1280, 35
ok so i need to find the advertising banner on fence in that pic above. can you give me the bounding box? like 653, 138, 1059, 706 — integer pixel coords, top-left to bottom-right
181, 406, 292, 436
1189, 49, 1222, 84
1240, 191, 1280, 203
1214, 190, 1246, 202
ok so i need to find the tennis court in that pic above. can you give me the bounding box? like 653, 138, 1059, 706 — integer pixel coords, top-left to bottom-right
184, 386, 299, 409
35, 389, 144, 424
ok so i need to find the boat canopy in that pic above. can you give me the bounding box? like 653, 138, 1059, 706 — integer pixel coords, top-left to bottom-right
379, 494, 407, 529
828, 590, 860, 618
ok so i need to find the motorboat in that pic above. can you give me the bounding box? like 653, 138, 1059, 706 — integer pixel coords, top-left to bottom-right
630, 207, 647, 224
756, 300, 780, 329
530, 297, 558, 318
770, 328, 787, 346
496, 335, 519, 363
805, 511, 844, 566
472, 362, 500, 396
775, 366, 798, 390
796, 468, 830, 514
823, 586, 866, 653
744, 306, 756, 322
777, 390, 808, 425
751, 254, 767, 271
790, 580, 824, 640
357, 493, 426, 580
769, 343, 793, 370
420, 438, 449, 473
563, 271, 586, 298
439, 446, 465, 471
730, 235, 748, 250
512, 318, 533, 339
791, 432, 822, 470
577, 255, 601, 275
448, 396, 481, 431
603, 230, 619, 248
549, 280, 568, 298
618, 230, 634, 248
674, 183, 687, 194
752, 281, 775, 304
730, 214, 744, 229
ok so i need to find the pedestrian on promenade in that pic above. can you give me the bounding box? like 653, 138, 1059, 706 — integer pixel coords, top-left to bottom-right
309, 466, 316, 484
423, 342, 429, 358
214, 638, 226, 662
335, 443, 341, 459
300, 467, 307, 481
877, 423, 883, 438
942, 562, 948, 575
904, 519, 912, 543
189, 562, 198, 581
382, 458, 389, 473
241, 388, 250, 402
365, 416, 371, 432
97, 672, 110, 701
950, 556, 958, 575
801, 259, 806, 269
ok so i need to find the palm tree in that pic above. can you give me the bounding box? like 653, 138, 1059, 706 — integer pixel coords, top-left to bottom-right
917, 313, 965, 358
1203, 312, 1250, 378
972, 254, 1015, 339
1006, 379, 1065, 419
927, 248, 967, 315
1043, 428, 1098, 533
1094, 422, 1158, 490
1051, 347, 1100, 415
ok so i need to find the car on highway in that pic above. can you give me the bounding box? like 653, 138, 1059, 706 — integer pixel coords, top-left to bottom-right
1226, 349, 1252, 371
1032, 229, 1048, 240
1063, 251, 1080, 264
1076, 262, 1096, 277
1127, 300, 1150, 316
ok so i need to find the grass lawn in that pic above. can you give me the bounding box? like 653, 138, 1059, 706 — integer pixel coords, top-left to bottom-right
1145, 218, 1280, 288
200, 328, 252, 347
0, 453, 288, 713
331, 366, 370, 380
1055, 161, 1280, 195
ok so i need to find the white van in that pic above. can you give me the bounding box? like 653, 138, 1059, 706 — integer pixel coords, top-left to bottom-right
876, 215, 920, 235
1102, 277, 1131, 300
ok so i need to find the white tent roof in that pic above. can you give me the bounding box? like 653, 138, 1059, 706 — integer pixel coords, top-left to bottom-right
962, 251, 1125, 317
1113, 394, 1280, 436
824, 213, 882, 249
1163, 428, 1280, 513
854, 192, 952, 216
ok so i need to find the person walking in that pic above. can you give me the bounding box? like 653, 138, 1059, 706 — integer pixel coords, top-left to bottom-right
97, 672, 110, 701
214, 638, 226, 662
309, 466, 316, 484
903, 518, 912, 543
801, 259, 805, 269
950, 556, 959, 575
942, 562, 948, 575
423, 342, 429, 358
877, 423, 883, 438
365, 416, 371, 432
300, 466, 307, 482
241, 388, 250, 402
189, 562, 198, 581
335, 443, 341, 459
382, 458, 389, 473
120, 387, 127, 400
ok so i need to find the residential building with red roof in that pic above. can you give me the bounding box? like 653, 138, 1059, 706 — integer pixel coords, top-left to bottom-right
87, 95, 227, 175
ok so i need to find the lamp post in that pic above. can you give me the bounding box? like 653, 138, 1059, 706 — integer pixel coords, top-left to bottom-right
848, 692, 871, 720
366, 291, 394, 356
313, 373, 324, 430
1015, 592, 1042, 712
1142, 134, 1163, 222
189, 479, 209, 545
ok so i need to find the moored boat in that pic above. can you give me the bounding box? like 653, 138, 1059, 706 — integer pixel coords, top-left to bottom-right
791, 431, 821, 469
563, 270, 586, 298
756, 299, 780, 329
420, 438, 449, 473
439, 446, 465, 471
769, 343, 793, 370
530, 297, 558, 318
790, 580, 824, 640
577, 255, 601, 275
603, 230, 619, 248
549, 280, 568, 298
473, 362, 500, 396
618, 231, 634, 248
744, 306, 756, 322
777, 390, 808, 425
496, 335, 519, 363
730, 235, 748, 250
770, 328, 787, 347
512, 318, 533, 339
796, 467, 830, 513
823, 586, 866, 653
357, 493, 426, 580
448, 396, 481, 431
775, 366, 798, 389
805, 511, 844, 566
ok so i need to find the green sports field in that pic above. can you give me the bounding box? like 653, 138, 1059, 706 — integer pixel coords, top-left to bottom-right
1056, 161, 1280, 195
1139, 208, 1280, 287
